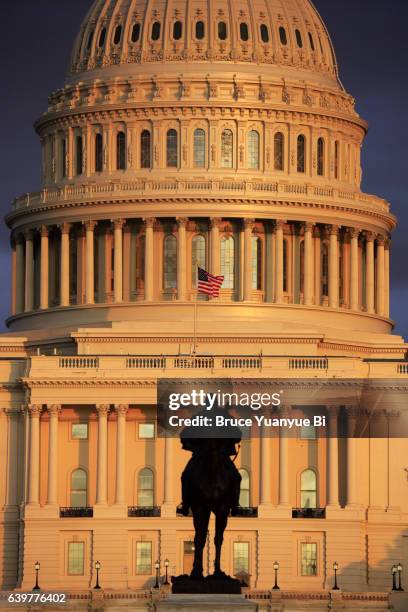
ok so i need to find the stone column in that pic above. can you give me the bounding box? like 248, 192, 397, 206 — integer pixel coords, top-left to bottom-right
60, 223, 71, 307
327, 407, 340, 508
28, 404, 42, 505
104, 227, 113, 302
5, 409, 19, 506
162, 433, 176, 516
346, 408, 359, 507
274, 220, 284, 303
24, 230, 34, 312
278, 407, 290, 506
177, 218, 187, 300
11, 240, 17, 315
314, 226, 321, 306
85, 221, 96, 305
47, 405, 60, 505
113, 219, 124, 303
376, 235, 385, 316
144, 218, 155, 301
243, 219, 254, 301
349, 228, 359, 311
365, 232, 375, 314
259, 425, 272, 507
304, 222, 314, 306
96, 404, 109, 505
114, 405, 128, 505
123, 225, 131, 302
210, 218, 221, 277
384, 239, 390, 318
39, 226, 49, 310
328, 225, 339, 308
16, 236, 25, 314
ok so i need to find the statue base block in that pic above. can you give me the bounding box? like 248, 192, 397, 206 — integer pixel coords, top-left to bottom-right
171, 574, 241, 594
156, 594, 256, 612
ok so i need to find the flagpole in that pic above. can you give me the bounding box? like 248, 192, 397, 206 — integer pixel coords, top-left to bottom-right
192, 267, 198, 355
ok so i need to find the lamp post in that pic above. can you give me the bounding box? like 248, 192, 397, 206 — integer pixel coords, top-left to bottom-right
94, 561, 101, 590
332, 562, 339, 590
164, 559, 170, 585
391, 565, 398, 591
272, 561, 280, 590
154, 560, 160, 588
33, 561, 40, 592
397, 563, 404, 591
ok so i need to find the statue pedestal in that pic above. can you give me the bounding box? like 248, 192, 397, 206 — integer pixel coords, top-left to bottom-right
155, 594, 257, 612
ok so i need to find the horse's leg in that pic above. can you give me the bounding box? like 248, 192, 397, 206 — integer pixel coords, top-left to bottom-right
214, 507, 229, 576
191, 505, 211, 579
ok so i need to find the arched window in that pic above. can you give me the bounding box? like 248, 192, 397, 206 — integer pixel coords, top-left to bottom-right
220, 236, 235, 289
240, 23, 249, 41
98, 27, 106, 48
113, 25, 122, 45
239, 469, 250, 507
260, 24, 269, 43
151, 21, 161, 41
192, 235, 206, 287
86, 30, 94, 52
321, 243, 329, 296
137, 468, 154, 507
196, 21, 205, 39
194, 129, 206, 168
163, 235, 177, 289
279, 26, 287, 45
131, 23, 141, 43
317, 137, 324, 176
308, 32, 315, 51
173, 21, 183, 40
140, 130, 151, 168
283, 239, 288, 292
71, 469, 87, 507
300, 469, 317, 508
218, 21, 227, 40
252, 237, 262, 290
334, 140, 339, 179
247, 130, 260, 169
274, 132, 284, 171
221, 129, 233, 168
297, 135, 305, 173
166, 129, 178, 168
76, 136, 83, 175
295, 29, 303, 48
116, 131, 126, 170
95, 133, 103, 172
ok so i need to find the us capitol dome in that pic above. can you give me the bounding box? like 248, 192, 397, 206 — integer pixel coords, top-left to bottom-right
1, 0, 407, 608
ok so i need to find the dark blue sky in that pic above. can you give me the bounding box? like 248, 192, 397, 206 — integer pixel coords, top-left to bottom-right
0, 0, 407, 336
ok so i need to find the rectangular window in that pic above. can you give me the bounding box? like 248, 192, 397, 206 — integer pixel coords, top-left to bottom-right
301, 542, 317, 576
71, 423, 88, 440
183, 540, 195, 575
138, 423, 155, 439
68, 542, 85, 576
136, 542, 152, 575
233, 542, 249, 575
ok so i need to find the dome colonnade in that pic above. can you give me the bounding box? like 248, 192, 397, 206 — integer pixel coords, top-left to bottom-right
10, 216, 390, 319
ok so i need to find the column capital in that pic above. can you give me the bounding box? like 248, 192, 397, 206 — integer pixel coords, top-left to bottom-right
176, 217, 188, 228
304, 221, 314, 232
376, 234, 386, 246
326, 405, 340, 417
96, 404, 110, 416
113, 218, 125, 230
60, 222, 72, 235
47, 404, 61, 416
40, 225, 49, 238
4, 407, 20, 418
243, 218, 255, 230
14, 233, 25, 246
348, 227, 360, 239
210, 217, 222, 229
84, 220, 97, 231
114, 404, 128, 415
143, 217, 156, 229
328, 224, 340, 236
275, 219, 285, 231
24, 229, 34, 241
27, 404, 42, 417
364, 230, 375, 242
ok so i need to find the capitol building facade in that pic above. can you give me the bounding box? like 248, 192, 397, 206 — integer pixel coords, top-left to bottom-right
0, 0, 407, 610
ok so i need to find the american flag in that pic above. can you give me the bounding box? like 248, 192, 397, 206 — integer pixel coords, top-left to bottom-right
197, 267, 224, 297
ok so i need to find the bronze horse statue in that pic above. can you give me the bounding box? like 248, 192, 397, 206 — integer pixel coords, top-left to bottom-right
176, 415, 242, 580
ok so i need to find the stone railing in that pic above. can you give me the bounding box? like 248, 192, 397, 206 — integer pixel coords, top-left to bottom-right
10, 178, 389, 215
